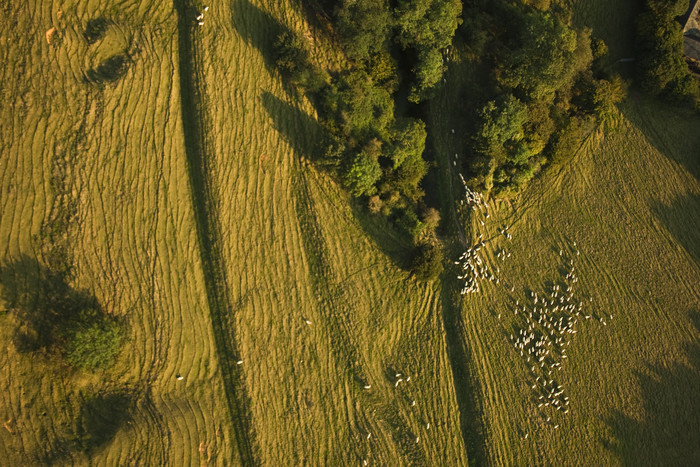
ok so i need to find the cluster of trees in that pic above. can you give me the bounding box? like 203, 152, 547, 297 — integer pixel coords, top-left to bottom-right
275, 0, 463, 279
460, 1, 625, 196
334, 0, 462, 102
635, 0, 699, 104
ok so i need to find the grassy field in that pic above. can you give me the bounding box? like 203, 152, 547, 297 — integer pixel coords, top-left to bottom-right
187, 0, 469, 463
430, 37, 700, 465
0, 0, 470, 464
1, 0, 698, 465
0, 0, 241, 464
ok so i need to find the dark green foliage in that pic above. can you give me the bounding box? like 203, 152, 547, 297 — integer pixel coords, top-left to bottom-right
332, 69, 395, 139
394, 0, 462, 50
388, 118, 427, 169
635, 0, 698, 103
273, 30, 310, 79
455, 2, 619, 195
335, 0, 392, 62
269, 4, 457, 263
390, 148, 429, 202
273, 29, 328, 93
410, 48, 445, 102
396, 207, 425, 240
410, 239, 444, 281
573, 73, 628, 120
64, 309, 123, 370
498, 11, 578, 101
394, 0, 462, 101
475, 94, 528, 155
272, 27, 433, 227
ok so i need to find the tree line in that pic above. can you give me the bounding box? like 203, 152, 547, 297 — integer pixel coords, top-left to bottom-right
275, 0, 697, 279
458, 0, 627, 196
275, 0, 462, 279
635, 0, 699, 104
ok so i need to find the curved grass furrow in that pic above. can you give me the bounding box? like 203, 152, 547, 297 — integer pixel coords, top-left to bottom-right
303, 170, 470, 464
1, 1, 242, 464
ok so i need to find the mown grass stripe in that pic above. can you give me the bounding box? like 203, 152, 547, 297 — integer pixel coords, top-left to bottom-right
173, 1, 257, 464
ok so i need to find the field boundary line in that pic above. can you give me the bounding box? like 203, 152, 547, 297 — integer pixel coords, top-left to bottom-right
174, 1, 257, 464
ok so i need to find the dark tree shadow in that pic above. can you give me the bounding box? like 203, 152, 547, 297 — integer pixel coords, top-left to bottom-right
85, 53, 130, 85
230, 0, 285, 75
261, 91, 413, 268
83, 17, 111, 44
650, 194, 700, 267
603, 310, 700, 465
439, 252, 489, 467
0, 255, 97, 353
295, 0, 336, 38
0, 255, 119, 361
37, 386, 136, 463
621, 100, 700, 182
73, 388, 134, 453
260, 91, 322, 161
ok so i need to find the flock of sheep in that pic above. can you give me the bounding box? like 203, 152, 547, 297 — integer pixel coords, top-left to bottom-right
455, 175, 610, 432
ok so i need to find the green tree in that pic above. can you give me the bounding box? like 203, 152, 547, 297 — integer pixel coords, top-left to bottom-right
499, 11, 578, 100
273, 30, 310, 80
392, 151, 428, 202
333, 70, 395, 139
388, 118, 427, 168
394, 0, 462, 101
343, 150, 382, 196
410, 48, 445, 102
394, 0, 462, 51
336, 0, 393, 61
635, 0, 697, 102
410, 239, 444, 281
64, 309, 123, 370
476, 94, 528, 155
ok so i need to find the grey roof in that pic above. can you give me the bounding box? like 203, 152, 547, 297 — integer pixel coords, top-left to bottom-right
684, 0, 700, 39
685, 35, 700, 63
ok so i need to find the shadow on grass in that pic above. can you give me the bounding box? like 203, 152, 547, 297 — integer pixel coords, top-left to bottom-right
260, 91, 321, 160
173, 0, 257, 463
0, 255, 100, 354
621, 99, 700, 182
439, 256, 489, 467
603, 310, 700, 465
72, 388, 134, 453
83, 17, 111, 44
650, 194, 700, 267
230, 0, 284, 75
85, 53, 130, 85
37, 386, 136, 463
261, 91, 413, 268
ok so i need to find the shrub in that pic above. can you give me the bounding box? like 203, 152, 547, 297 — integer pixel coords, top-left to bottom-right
421, 207, 441, 232
396, 207, 425, 241
273, 30, 310, 80
368, 195, 383, 213
335, 0, 392, 62
410, 240, 444, 281
64, 309, 123, 370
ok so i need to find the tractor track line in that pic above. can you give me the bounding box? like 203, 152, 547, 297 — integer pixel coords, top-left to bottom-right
174, 1, 257, 464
